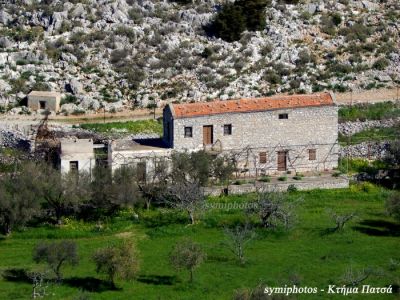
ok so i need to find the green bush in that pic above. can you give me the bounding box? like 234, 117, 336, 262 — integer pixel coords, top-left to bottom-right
258, 176, 271, 182
278, 176, 287, 182
339, 23, 373, 42
208, 0, 271, 42
373, 58, 390, 70
293, 173, 304, 180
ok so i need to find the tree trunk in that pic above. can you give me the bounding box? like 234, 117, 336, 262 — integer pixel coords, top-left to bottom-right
146, 200, 151, 211
188, 211, 195, 225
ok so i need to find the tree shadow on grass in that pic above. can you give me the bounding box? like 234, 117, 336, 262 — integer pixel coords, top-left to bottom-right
63, 277, 121, 293
137, 274, 177, 286
353, 219, 400, 237
319, 227, 339, 236
2, 268, 31, 283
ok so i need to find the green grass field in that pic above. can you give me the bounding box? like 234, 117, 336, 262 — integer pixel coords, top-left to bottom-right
338, 102, 400, 123
339, 126, 400, 145
0, 186, 399, 300
79, 119, 163, 136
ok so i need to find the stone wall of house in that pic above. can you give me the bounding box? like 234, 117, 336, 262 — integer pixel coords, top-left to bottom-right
28, 94, 61, 112
108, 147, 172, 181
60, 138, 95, 174
171, 105, 339, 174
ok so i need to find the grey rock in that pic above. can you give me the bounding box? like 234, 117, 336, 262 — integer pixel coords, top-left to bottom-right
305, 4, 317, 15
377, 74, 391, 82
61, 52, 78, 63
362, 0, 379, 11
0, 37, 13, 49
67, 79, 83, 95
60, 103, 79, 113
0, 79, 11, 92
0, 53, 8, 65
0, 10, 12, 25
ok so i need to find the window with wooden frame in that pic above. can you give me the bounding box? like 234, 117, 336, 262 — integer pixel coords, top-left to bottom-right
223, 124, 232, 135
309, 149, 317, 160
259, 152, 267, 164
184, 126, 193, 138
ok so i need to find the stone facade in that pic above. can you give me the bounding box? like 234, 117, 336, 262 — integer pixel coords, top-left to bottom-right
60, 138, 95, 174
27, 91, 61, 112
108, 139, 171, 181
163, 99, 339, 175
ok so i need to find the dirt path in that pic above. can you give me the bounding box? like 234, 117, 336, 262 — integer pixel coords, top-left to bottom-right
334, 87, 400, 105
50, 108, 163, 124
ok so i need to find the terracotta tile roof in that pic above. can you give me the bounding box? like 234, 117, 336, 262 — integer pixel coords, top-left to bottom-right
171, 92, 334, 119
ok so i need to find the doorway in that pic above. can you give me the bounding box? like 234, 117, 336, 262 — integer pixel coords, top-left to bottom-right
203, 125, 213, 145
277, 151, 288, 171
39, 101, 46, 109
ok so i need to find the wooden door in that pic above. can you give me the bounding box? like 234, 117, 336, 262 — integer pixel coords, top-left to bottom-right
277, 151, 287, 171
203, 125, 213, 145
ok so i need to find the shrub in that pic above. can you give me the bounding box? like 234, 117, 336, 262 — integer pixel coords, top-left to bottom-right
278, 176, 287, 181
293, 173, 304, 180
373, 58, 390, 70
339, 23, 373, 42
208, 0, 271, 42
128, 7, 144, 24
287, 184, 298, 192
110, 49, 129, 65
258, 176, 271, 182
263, 70, 281, 84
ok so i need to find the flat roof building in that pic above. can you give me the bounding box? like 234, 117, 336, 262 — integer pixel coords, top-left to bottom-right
28, 91, 61, 112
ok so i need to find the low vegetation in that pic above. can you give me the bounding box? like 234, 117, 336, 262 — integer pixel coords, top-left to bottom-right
339, 126, 400, 145
79, 119, 163, 135
338, 102, 400, 123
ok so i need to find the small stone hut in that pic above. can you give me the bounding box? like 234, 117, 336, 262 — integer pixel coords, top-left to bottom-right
27, 91, 61, 112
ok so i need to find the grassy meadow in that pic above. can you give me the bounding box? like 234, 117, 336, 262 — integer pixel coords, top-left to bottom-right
78, 119, 163, 136
338, 101, 400, 123
0, 185, 399, 299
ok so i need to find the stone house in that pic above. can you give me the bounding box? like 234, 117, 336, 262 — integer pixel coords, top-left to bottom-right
60, 138, 96, 174
108, 139, 171, 180
162, 92, 339, 176
27, 91, 61, 112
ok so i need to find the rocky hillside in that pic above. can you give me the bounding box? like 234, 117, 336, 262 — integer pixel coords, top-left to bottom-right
0, 0, 399, 114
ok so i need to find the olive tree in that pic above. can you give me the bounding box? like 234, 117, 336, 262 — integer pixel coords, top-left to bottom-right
328, 210, 357, 232
33, 240, 79, 282
0, 163, 40, 235
169, 239, 205, 282
92, 241, 140, 288
248, 190, 298, 229
223, 223, 255, 265
35, 163, 91, 224
168, 181, 205, 225
110, 165, 140, 208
